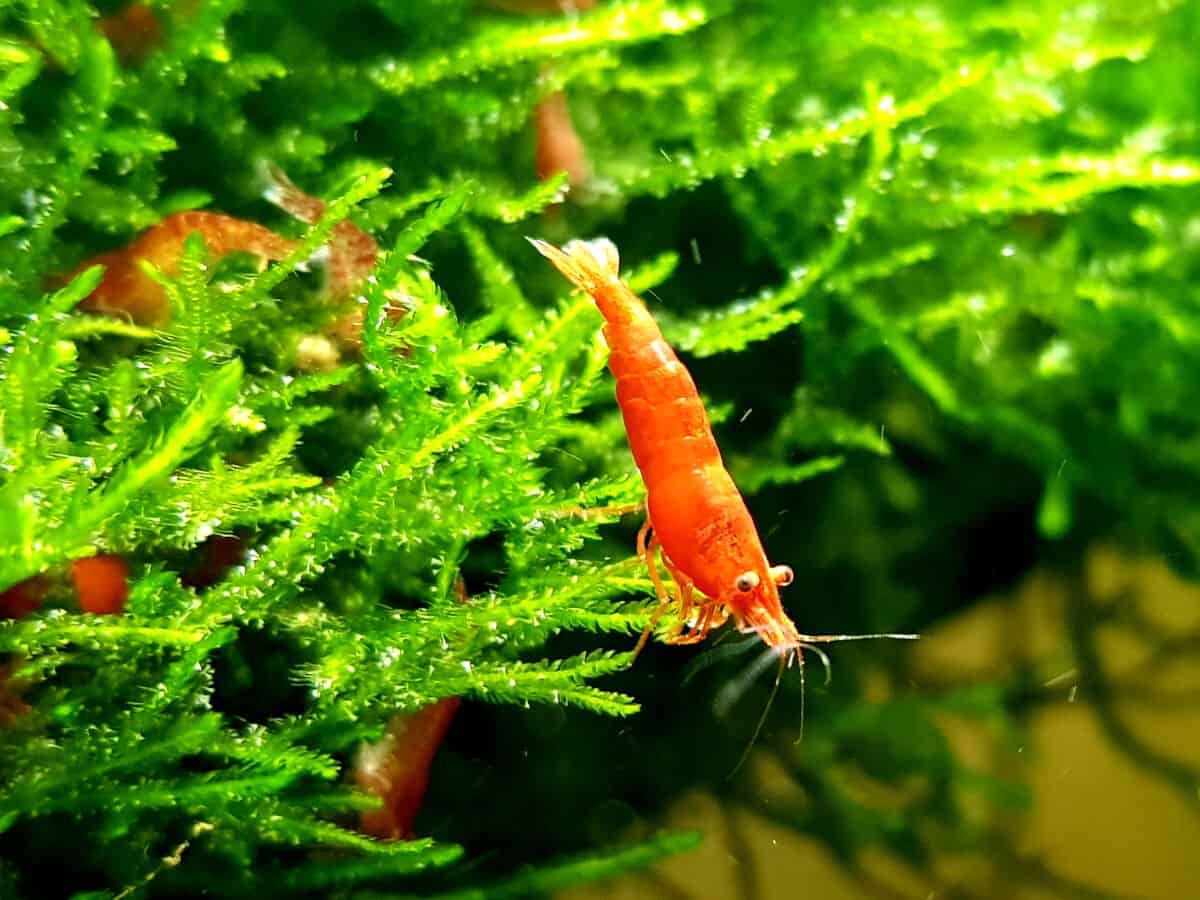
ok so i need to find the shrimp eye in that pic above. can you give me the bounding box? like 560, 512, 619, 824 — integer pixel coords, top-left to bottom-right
734, 571, 760, 593
770, 565, 794, 587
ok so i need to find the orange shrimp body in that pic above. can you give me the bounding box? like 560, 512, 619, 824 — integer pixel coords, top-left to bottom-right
77, 211, 299, 326
531, 238, 801, 653
354, 698, 461, 840
71, 554, 131, 616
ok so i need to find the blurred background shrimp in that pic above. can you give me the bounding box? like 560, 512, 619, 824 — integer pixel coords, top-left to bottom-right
483, 0, 594, 200
73, 210, 299, 326
354, 576, 470, 840
534, 88, 591, 191
96, 2, 161, 66
260, 164, 388, 357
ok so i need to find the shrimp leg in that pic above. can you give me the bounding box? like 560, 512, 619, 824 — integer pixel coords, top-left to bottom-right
657, 549, 734, 645
660, 552, 694, 610
659, 551, 697, 641
669, 599, 730, 645
633, 520, 673, 659
638, 531, 729, 650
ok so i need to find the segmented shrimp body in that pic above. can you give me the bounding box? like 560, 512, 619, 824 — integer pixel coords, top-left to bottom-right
78, 211, 299, 326
75, 167, 380, 341
531, 238, 801, 655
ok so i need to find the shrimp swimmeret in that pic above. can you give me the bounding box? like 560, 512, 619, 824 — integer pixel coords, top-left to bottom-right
530, 237, 918, 669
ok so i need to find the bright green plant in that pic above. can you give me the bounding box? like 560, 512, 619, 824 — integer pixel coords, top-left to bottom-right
3, 0, 1199, 897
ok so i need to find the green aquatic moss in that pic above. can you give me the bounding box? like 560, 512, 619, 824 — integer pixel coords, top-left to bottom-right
2, 0, 1200, 896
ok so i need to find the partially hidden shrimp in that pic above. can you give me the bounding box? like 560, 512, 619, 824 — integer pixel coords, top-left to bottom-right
531, 238, 917, 668
533, 90, 590, 191
354, 574, 468, 840
73, 166, 382, 349
354, 697, 462, 840
0, 574, 50, 620
76, 211, 299, 326
97, 3, 162, 66
1, 555, 129, 728
261, 165, 379, 303
1, 554, 131, 619
261, 165, 387, 354
0, 657, 31, 728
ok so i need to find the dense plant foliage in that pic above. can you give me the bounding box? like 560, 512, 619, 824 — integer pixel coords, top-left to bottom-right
2, 0, 1199, 897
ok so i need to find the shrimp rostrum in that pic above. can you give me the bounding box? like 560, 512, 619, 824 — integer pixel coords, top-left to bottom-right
531, 237, 916, 666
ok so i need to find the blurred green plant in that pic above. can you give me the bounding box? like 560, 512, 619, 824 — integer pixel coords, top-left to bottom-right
2, 0, 1200, 897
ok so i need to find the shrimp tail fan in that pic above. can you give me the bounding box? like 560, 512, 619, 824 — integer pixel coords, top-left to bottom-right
259, 161, 325, 225
528, 237, 621, 294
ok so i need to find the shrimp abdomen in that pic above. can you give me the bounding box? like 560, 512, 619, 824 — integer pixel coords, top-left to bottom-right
529, 238, 723, 481
77, 212, 298, 325
615, 368, 721, 483
157, 211, 297, 263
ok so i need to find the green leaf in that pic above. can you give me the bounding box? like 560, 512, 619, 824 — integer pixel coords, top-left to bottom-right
370, 1, 707, 95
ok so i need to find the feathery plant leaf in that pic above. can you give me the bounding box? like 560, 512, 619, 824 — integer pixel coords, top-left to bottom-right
5, 0, 1200, 898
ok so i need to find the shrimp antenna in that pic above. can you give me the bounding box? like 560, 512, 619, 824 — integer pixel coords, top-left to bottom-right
741, 623, 920, 646
717, 629, 920, 764
795, 646, 807, 748
798, 641, 834, 687
795, 631, 920, 644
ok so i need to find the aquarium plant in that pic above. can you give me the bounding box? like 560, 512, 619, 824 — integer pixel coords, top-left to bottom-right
2, 0, 1199, 897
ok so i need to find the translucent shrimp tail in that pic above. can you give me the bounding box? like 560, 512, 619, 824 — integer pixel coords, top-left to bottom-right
259, 161, 326, 224
528, 237, 620, 295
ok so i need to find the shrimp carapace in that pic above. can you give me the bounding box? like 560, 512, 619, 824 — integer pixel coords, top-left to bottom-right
75, 211, 300, 326
530, 236, 803, 657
